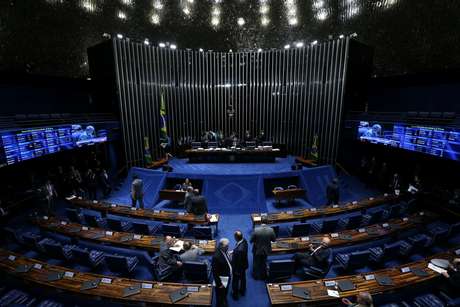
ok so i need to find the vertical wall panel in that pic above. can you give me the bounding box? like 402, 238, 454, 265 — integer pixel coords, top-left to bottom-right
112, 38, 350, 167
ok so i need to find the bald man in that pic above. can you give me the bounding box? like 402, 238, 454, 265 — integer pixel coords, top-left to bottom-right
212, 238, 232, 307
342, 292, 374, 307
231, 231, 248, 300
293, 236, 331, 273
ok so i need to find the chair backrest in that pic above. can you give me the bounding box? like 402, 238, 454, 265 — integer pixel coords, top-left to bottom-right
3, 227, 22, 244
368, 210, 384, 224
107, 218, 122, 231
22, 233, 43, 250
291, 223, 310, 237
191, 142, 201, 149
133, 222, 150, 235
383, 241, 402, 259
322, 219, 338, 233
84, 214, 99, 228
173, 184, 182, 190
450, 222, 460, 235
72, 247, 91, 266
105, 254, 128, 273
208, 142, 218, 148
161, 224, 182, 237
348, 250, 370, 268
268, 259, 295, 281
65, 208, 81, 223
43, 241, 68, 260
183, 261, 209, 282
192, 226, 213, 240
347, 215, 363, 229
388, 205, 401, 219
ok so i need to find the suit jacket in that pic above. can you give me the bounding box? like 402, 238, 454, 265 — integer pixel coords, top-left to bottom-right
326, 183, 339, 201
131, 179, 144, 198
211, 249, 232, 288
190, 195, 208, 215
231, 239, 248, 273
157, 248, 181, 278
183, 192, 194, 213
303, 246, 331, 272
250, 225, 276, 256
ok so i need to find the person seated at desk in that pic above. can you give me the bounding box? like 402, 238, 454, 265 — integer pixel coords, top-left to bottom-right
183, 186, 194, 212
180, 241, 205, 262
157, 243, 183, 280
441, 258, 460, 292
160, 235, 175, 252
292, 236, 331, 272
342, 292, 374, 307
326, 178, 340, 205
190, 189, 208, 215
181, 178, 193, 191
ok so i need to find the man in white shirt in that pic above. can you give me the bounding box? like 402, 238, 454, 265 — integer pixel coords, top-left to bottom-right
212, 238, 232, 307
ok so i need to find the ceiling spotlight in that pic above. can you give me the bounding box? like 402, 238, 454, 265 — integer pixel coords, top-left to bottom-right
159, 42, 166, 48
170, 44, 177, 50
183, 7, 191, 15
151, 14, 160, 24
259, 4, 269, 14
261, 16, 270, 26
187, 0, 194, 3
211, 16, 220, 26
116, 33, 123, 39
350, 32, 358, 37
144, 39, 150, 45
339, 34, 345, 39
313, 0, 324, 9
237, 17, 245, 26
284, 44, 290, 49
211, 7, 220, 15
257, 48, 262, 52
153, 0, 163, 10
121, 0, 132, 5
311, 40, 318, 45
117, 11, 127, 20
199, 48, 204, 52
295, 41, 304, 48
288, 17, 298, 25
316, 10, 328, 20
102, 33, 111, 39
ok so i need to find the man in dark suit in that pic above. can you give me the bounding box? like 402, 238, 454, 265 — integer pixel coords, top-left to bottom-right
231, 231, 248, 300
156, 245, 183, 281
250, 224, 276, 280
131, 175, 144, 209
326, 178, 340, 205
212, 238, 232, 307
190, 189, 208, 215
183, 187, 194, 213
293, 236, 331, 273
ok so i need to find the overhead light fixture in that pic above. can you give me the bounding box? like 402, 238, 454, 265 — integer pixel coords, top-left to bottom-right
257, 48, 263, 52
237, 17, 245, 26
284, 44, 290, 49
288, 17, 298, 25
117, 10, 127, 20
153, 0, 163, 9
295, 41, 304, 48
211, 7, 220, 15
339, 34, 345, 39
116, 33, 123, 39
151, 14, 160, 24
350, 32, 358, 37
259, 4, 269, 14
211, 16, 220, 26
311, 40, 318, 45
183, 6, 191, 15
170, 44, 177, 50
261, 16, 270, 26
159, 42, 166, 47
199, 48, 204, 52
144, 39, 150, 45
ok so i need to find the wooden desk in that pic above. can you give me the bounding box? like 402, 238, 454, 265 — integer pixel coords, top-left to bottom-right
34, 216, 216, 254
267, 249, 458, 306
185, 148, 282, 163
251, 194, 397, 227
273, 189, 306, 203
0, 249, 213, 306
270, 211, 433, 254
67, 197, 219, 226
159, 189, 186, 202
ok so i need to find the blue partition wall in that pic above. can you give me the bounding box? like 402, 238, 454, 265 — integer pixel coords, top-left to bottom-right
300, 166, 337, 207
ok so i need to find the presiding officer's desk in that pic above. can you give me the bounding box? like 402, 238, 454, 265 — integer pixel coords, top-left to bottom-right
0, 249, 213, 306
271, 211, 434, 254
185, 146, 283, 163
267, 248, 458, 306
252, 194, 397, 227
34, 215, 216, 254
67, 196, 219, 226
159, 189, 187, 202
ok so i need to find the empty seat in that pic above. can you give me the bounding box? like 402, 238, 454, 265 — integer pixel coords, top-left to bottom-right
22, 232, 47, 252
267, 259, 295, 281
84, 214, 107, 229
183, 261, 211, 282
338, 214, 363, 230
3, 227, 23, 244
363, 209, 384, 225
449, 222, 460, 235
0, 289, 35, 306
413, 294, 446, 307
72, 247, 105, 268
312, 219, 339, 233
384, 205, 401, 220
105, 254, 139, 275
106, 218, 132, 232
369, 241, 405, 263
336, 250, 370, 271
192, 226, 215, 240
288, 223, 311, 237
132, 222, 156, 235
407, 233, 433, 250
427, 222, 450, 242
65, 208, 83, 223
161, 223, 187, 237
42, 241, 74, 261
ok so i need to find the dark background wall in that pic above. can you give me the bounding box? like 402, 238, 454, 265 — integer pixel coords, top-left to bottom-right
95, 38, 351, 166
0, 0, 459, 79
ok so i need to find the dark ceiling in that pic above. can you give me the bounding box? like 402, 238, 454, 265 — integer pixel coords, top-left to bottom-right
0, 0, 459, 79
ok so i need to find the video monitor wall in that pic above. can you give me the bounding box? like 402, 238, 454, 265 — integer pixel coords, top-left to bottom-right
358, 121, 460, 162
0, 124, 108, 168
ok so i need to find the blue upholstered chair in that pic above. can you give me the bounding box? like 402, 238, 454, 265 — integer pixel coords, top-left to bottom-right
105, 254, 139, 275
338, 214, 363, 230
183, 261, 211, 282
132, 222, 156, 235
312, 219, 339, 233
192, 225, 215, 240
161, 223, 187, 237
267, 259, 295, 281
363, 209, 384, 225
288, 223, 311, 237
84, 214, 107, 229
65, 208, 83, 224
72, 247, 105, 268
106, 218, 132, 232
336, 250, 370, 271
42, 241, 74, 261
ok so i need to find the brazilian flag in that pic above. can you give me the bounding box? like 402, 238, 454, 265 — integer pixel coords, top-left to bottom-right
159, 91, 170, 149
310, 134, 319, 160
143, 136, 153, 164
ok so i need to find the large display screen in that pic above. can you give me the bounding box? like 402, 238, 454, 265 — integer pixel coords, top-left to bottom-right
0, 124, 107, 168
358, 121, 460, 161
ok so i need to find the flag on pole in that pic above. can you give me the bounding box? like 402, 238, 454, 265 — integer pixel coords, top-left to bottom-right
143, 136, 153, 165
159, 91, 171, 149
310, 133, 319, 160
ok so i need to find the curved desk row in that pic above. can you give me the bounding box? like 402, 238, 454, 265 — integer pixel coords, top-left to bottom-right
252, 194, 398, 226
67, 196, 220, 226
267, 248, 459, 306
34, 216, 216, 254
0, 249, 213, 306
271, 211, 434, 254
